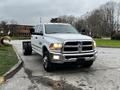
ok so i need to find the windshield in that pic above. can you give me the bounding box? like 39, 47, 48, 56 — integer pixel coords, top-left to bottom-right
45, 24, 79, 34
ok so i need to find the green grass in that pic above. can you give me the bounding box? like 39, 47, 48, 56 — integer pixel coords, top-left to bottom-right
0, 44, 18, 76
95, 39, 120, 47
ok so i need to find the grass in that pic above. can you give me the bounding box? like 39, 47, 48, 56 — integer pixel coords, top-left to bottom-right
95, 39, 120, 47
0, 44, 18, 76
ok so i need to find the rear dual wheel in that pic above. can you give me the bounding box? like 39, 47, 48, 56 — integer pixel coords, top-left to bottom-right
23, 42, 32, 55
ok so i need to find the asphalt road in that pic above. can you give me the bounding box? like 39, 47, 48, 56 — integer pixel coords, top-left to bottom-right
9, 40, 120, 90
0, 68, 52, 90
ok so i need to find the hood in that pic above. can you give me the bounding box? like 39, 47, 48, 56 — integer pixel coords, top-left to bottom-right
46, 34, 92, 41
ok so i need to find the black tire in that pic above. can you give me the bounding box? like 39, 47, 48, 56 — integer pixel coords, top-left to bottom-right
23, 42, 32, 55
43, 51, 54, 72
82, 61, 94, 68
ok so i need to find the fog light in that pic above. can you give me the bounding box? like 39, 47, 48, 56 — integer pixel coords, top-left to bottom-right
53, 55, 60, 60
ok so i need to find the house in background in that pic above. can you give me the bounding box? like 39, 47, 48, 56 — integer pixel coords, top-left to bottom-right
14, 25, 33, 36
0, 24, 33, 36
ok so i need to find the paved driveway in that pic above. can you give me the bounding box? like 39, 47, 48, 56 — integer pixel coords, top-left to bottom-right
11, 40, 120, 90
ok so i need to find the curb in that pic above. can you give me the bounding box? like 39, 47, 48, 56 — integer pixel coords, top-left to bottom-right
3, 45, 23, 80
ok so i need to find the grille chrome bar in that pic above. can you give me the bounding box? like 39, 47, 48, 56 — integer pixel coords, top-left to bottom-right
64, 45, 79, 48
63, 41, 93, 53
82, 45, 93, 47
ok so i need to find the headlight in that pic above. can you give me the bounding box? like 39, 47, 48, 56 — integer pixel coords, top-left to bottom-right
49, 43, 62, 52
93, 41, 96, 49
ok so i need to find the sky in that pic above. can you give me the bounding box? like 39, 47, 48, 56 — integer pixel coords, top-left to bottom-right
0, 0, 119, 25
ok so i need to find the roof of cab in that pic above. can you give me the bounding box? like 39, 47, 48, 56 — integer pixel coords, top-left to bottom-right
36, 23, 70, 26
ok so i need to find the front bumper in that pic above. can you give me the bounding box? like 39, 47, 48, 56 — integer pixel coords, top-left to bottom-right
49, 51, 97, 64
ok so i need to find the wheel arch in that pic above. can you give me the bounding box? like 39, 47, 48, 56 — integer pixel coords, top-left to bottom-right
42, 45, 49, 56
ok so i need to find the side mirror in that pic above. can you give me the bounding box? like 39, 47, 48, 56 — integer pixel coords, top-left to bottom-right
81, 29, 86, 35
30, 28, 35, 34
81, 29, 85, 33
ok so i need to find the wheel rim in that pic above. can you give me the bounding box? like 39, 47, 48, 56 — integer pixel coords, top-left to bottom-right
43, 56, 48, 69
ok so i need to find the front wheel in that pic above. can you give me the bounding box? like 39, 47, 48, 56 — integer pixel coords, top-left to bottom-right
43, 51, 54, 72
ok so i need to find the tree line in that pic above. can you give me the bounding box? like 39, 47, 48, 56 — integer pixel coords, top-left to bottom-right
0, 20, 17, 35
50, 1, 120, 39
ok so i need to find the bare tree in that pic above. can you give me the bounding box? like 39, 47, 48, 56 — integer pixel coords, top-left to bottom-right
9, 20, 18, 36
100, 1, 117, 37
115, 3, 120, 32
50, 18, 59, 23
75, 18, 87, 31
0, 21, 8, 35
50, 15, 76, 26
10, 20, 17, 25
50, 1, 120, 38
85, 1, 117, 38
85, 9, 103, 37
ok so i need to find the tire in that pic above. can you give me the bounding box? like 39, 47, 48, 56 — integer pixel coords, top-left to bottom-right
82, 61, 94, 68
43, 51, 54, 72
23, 42, 32, 55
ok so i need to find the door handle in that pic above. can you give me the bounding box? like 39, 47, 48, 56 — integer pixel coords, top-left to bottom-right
35, 37, 38, 39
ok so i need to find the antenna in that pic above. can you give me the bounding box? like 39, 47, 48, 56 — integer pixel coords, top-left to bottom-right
40, 17, 42, 23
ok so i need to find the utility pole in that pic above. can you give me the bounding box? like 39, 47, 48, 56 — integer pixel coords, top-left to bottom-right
40, 17, 42, 23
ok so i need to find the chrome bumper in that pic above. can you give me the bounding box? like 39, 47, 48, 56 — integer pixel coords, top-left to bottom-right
50, 51, 97, 63
63, 51, 97, 56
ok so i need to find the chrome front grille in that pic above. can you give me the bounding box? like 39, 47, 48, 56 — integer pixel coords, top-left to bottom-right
63, 41, 93, 53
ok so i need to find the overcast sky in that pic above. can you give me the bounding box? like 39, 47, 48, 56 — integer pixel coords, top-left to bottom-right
0, 0, 119, 25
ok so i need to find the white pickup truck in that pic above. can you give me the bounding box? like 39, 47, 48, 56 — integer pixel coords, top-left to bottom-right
22, 23, 97, 71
